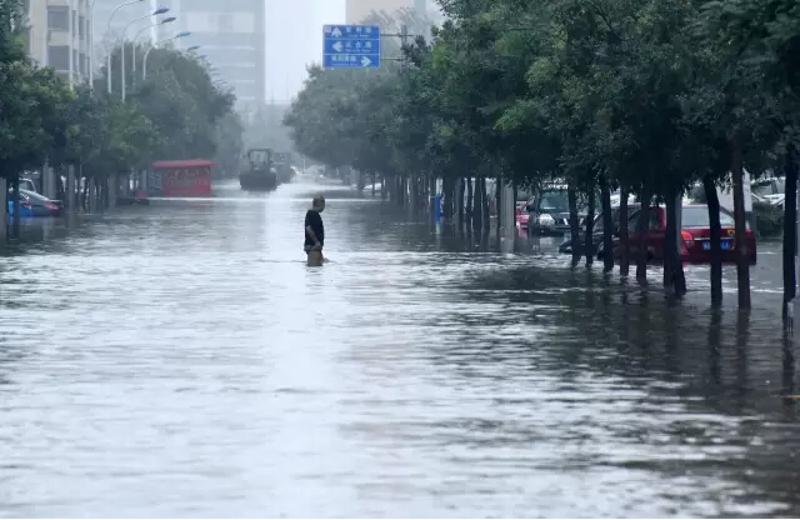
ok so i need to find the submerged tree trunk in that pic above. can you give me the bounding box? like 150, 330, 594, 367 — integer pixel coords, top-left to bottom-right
441, 177, 453, 219
600, 175, 614, 272
495, 175, 502, 237
783, 145, 798, 321
83, 176, 91, 211
636, 188, 651, 284
466, 176, 474, 224
703, 175, 723, 306
480, 177, 489, 235
457, 177, 465, 226
585, 179, 596, 268
663, 186, 687, 297
619, 185, 630, 277
0, 177, 7, 242
730, 138, 751, 308
472, 176, 483, 234
568, 184, 581, 269
12, 175, 20, 239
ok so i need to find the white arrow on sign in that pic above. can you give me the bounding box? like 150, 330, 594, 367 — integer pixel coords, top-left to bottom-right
331, 27, 342, 38
361, 56, 372, 67
332, 41, 344, 53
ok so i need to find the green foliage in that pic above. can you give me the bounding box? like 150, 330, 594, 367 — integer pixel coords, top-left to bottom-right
123, 46, 235, 160
286, 0, 799, 222
1, 8, 240, 183
0, 2, 73, 178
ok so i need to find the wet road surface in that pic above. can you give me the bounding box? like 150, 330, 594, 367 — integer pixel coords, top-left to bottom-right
0, 178, 798, 517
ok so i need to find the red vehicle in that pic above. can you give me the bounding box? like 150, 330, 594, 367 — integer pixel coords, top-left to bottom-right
619, 205, 757, 264
516, 205, 530, 229
149, 159, 214, 197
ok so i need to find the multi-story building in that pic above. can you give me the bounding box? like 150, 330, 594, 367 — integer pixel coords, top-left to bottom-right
153, 0, 266, 112
25, 0, 93, 86
92, 0, 151, 46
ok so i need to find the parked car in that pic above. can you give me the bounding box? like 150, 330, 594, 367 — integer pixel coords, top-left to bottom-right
752, 176, 785, 207
7, 188, 63, 218
559, 205, 637, 257
19, 178, 38, 193
515, 201, 530, 229
526, 186, 573, 236
616, 204, 757, 264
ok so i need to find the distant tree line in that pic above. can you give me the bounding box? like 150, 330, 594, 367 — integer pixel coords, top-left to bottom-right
285, 0, 800, 314
0, 0, 241, 228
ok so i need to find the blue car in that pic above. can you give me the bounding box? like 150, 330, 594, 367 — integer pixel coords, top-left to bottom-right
7, 189, 63, 218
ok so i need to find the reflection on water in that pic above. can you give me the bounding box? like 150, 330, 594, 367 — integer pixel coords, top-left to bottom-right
0, 179, 798, 517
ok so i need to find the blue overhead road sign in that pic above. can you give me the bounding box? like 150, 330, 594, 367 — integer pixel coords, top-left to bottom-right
323, 24, 381, 69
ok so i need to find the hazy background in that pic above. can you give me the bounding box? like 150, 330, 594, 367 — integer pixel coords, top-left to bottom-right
265, 0, 346, 104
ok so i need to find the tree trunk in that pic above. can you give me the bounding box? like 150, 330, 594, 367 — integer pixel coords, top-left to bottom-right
372, 173, 376, 197
619, 185, 630, 277
466, 177, 474, 223
585, 179, 596, 268
457, 177, 466, 226
473, 176, 484, 235
441, 177, 452, 219
663, 186, 687, 297
636, 188, 651, 284
66, 165, 76, 212
481, 177, 490, 235
495, 175, 502, 237
381, 176, 387, 200
12, 175, 20, 239
703, 175, 723, 305
730, 137, 751, 308
600, 175, 614, 272
568, 184, 581, 269
82, 176, 90, 211
783, 145, 798, 321
0, 177, 7, 242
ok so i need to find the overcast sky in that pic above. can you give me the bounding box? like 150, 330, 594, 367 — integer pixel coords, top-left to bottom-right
264, 0, 346, 104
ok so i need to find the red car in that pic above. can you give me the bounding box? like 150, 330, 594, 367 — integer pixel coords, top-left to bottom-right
618, 205, 757, 264
516, 205, 530, 229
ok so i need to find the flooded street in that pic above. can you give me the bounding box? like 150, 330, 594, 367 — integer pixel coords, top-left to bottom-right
1, 178, 799, 517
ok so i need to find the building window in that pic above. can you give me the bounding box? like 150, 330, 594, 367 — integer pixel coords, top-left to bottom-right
47, 6, 69, 31
78, 16, 85, 39
73, 49, 78, 73
48, 45, 69, 71
72, 11, 77, 33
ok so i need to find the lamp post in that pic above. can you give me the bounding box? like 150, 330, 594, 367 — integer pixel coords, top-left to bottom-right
142, 31, 191, 81
121, 7, 169, 101
89, 0, 97, 89
106, 0, 145, 95
131, 16, 175, 74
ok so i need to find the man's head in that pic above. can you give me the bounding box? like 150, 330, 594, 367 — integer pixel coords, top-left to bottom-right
312, 195, 326, 213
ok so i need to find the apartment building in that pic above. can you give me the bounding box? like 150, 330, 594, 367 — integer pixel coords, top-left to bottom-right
26, 0, 92, 86
153, 0, 267, 111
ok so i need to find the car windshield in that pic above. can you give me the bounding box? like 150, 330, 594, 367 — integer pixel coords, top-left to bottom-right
20, 189, 50, 202
539, 190, 569, 212
682, 207, 735, 228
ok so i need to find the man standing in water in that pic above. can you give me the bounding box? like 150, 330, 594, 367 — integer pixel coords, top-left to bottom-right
304, 195, 325, 266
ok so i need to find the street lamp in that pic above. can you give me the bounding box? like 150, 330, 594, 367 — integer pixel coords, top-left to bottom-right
89, 0, 98, 89
121, 7, 169, 101
142, 31, 191, 81
131, 16, 176, 74
105, 0, 145, 95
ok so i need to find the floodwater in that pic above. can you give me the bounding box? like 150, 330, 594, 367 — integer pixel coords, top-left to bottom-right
0, 178, 798, 517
